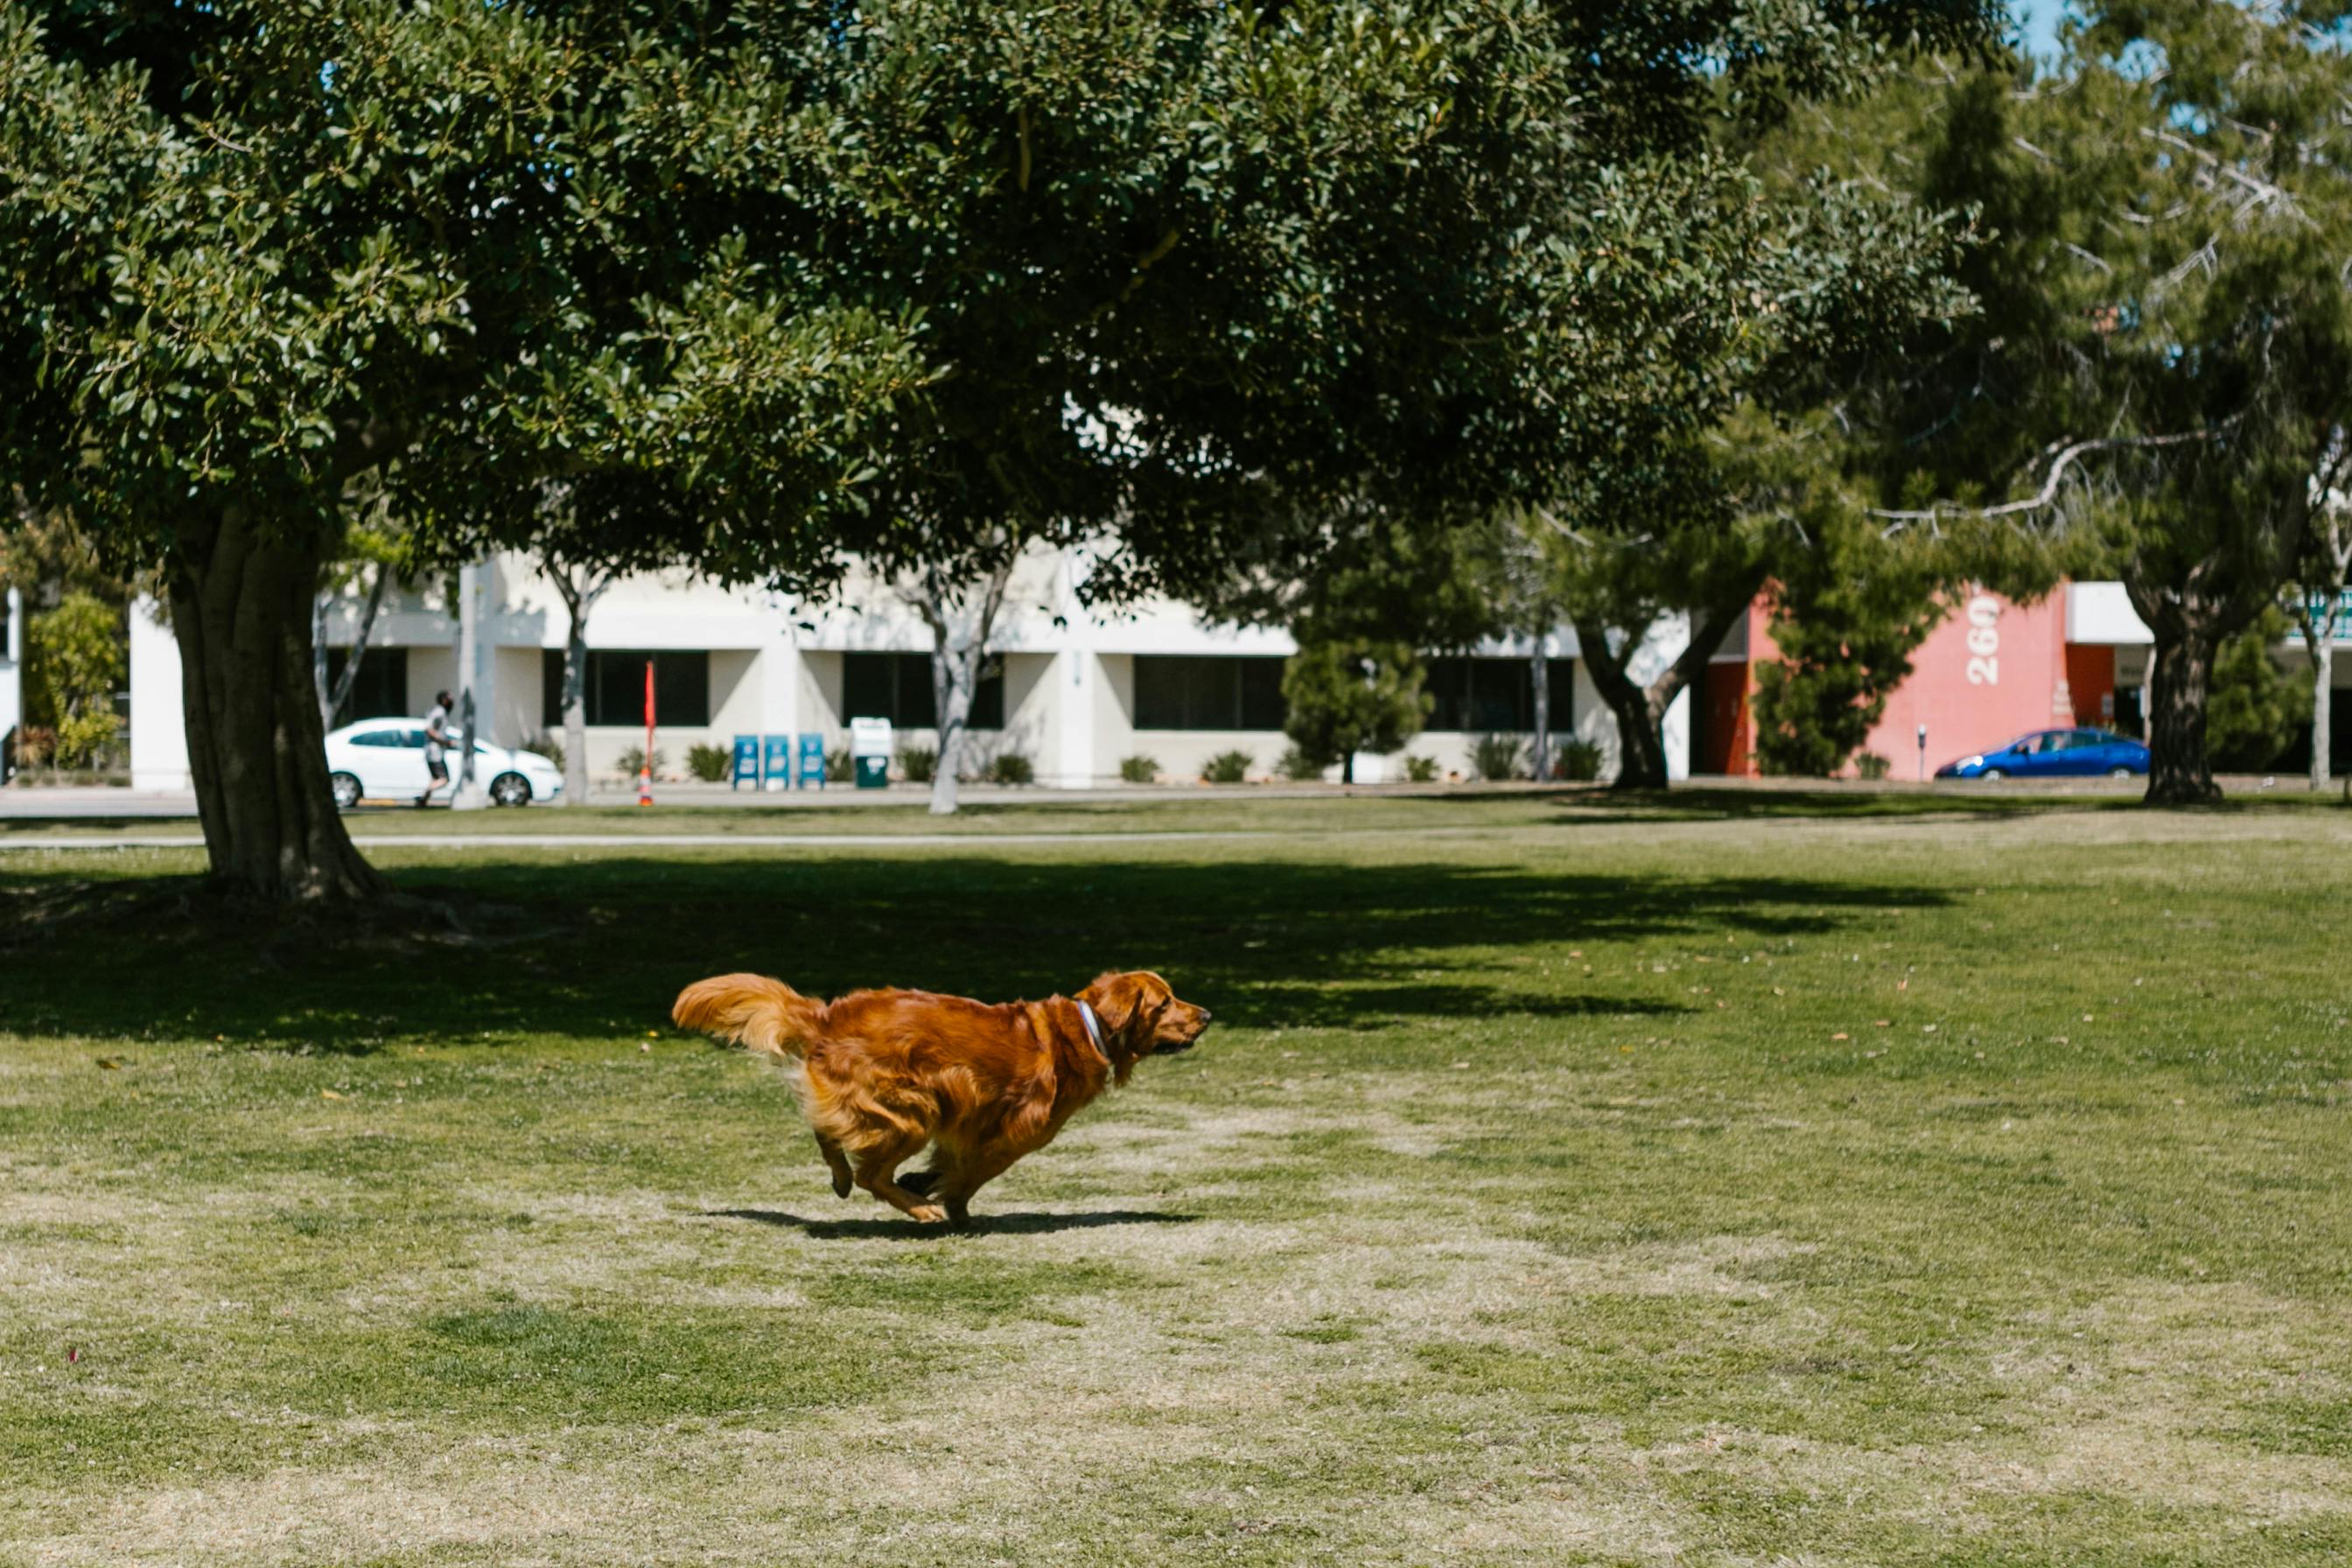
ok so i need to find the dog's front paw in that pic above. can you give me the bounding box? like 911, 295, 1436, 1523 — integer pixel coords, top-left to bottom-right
908, 1203, 948, 1225
831, 1169, 852, 1200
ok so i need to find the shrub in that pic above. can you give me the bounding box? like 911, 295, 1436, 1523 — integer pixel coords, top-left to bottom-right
1555, 738, 1603, 782
1118, 753, 1159, 784
897, 745, 938, 784
684, 743, 732, 782
14, 725, 56, 769
1277, 745, 1326, 781
523, 732, 564, 772
2209, 607, 2310, 771
54, 711, 122, 769
616, 746, 667, 780
1472, 732, 1526, 781
1853, 751, 1892, 781
824, 746, 853, 783
1401, 753, 1440, 783
1201, 748, 1253, 784
987, 750, 1035, 786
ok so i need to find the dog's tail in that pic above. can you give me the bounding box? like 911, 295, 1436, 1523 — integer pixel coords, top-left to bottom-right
670, 974, 825, 1061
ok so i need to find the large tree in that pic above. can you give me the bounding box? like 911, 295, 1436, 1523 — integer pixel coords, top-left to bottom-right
1875, 4, 2352, 803
0, 3, 919, 897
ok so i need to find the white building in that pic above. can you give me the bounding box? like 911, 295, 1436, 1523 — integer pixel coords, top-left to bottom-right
126, 547, 1697, 790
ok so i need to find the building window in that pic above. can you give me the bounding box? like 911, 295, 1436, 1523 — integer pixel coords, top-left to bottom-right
842, 651, 1004, 730
1423, 657, 1575, 732
542, 650, 710, 726
324, 648, 409, 725
1132, 655, 1288, 731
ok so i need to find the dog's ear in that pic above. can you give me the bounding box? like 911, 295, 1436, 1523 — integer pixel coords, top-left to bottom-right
1082, 971, 1147, 1039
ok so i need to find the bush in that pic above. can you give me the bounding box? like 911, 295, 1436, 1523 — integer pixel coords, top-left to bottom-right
1853, 752, 1891, 781
1401, 753, 1440, 783
1201, 748, 1253, 784
616, 746, 667, 780
1276, 745, 1326, 781
897, 745, 937, 784
14, 725, 56, 769
54, 711, 122, 769
1118, 753, 1159, 784
2209, 608, 2310, 771
1472, 732, 1526, 781
824, 746, 853, 783
987, 750, 1035, 786
1555, 738, 1603, 782
523, 732, 564, 772
683, 743, 732, 782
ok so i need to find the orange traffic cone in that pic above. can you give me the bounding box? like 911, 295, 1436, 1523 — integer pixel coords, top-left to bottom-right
637, 766, 654, 808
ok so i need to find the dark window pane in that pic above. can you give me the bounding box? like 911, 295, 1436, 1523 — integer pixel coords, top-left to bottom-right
1545, 659, 1576, 729
1133, 656, 1286, 731
542, 650, 711, 726
325, 647, 407, 724
841, 652, 1001, 730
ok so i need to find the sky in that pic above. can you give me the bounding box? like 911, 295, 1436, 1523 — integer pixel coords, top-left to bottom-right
2012, 1, 2068, 65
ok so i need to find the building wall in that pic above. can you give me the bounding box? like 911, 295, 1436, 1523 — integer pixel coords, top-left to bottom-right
135, 545, 1699, 792
1865, 589, 2074, 778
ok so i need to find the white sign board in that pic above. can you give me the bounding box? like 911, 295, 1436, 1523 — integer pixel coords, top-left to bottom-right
850, 717, 893, 759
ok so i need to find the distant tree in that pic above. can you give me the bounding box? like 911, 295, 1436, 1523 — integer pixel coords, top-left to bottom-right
1750, 515, 1949, 778
2207, 610, 2311, 774
1280, 640, 1430, 785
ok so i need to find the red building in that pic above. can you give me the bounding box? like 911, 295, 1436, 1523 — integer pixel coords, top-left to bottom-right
1694, 584, 2144, 779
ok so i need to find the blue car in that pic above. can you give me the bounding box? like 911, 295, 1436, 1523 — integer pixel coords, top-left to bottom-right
1936, 727, 2150, 780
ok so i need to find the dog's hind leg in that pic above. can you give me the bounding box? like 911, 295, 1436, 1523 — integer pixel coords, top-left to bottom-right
814, 1132, 853, 1200
936, 1146, 1020, 1228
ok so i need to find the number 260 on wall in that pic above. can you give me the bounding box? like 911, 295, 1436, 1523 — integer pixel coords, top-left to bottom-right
1964, 594, 1999, 686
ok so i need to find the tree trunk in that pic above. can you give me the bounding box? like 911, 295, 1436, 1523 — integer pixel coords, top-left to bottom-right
1341, 751, 1355, 785
552, 568, 608, 808
2314, 630, 2333, 789
1572, 595, 1751, 792
171, 508, 386, 901
563, 619, 591, 807
928, 640, 982, 815
2143, 617, 2223, 805
903, 556, 1014, 817
1530, 642, 1551, 783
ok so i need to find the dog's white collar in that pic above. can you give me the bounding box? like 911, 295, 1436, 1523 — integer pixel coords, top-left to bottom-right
1075, 999, 1111, 1065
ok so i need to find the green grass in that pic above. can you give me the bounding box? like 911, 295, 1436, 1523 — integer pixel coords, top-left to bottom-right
2, 794, 2349, 1564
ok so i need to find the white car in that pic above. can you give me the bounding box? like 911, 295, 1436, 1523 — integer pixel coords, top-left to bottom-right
324, 718, 564, 808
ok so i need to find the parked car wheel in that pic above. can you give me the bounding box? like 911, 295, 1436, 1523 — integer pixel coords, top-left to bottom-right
489, 772, 533, 807
2109, 766, 2137, 779
1978, 767, 2006, 780
330, 772, 362, 810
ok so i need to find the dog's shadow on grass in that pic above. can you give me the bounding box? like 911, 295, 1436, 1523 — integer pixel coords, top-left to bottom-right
701, 1206, 1197, 1239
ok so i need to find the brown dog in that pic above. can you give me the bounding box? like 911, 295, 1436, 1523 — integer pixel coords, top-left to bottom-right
670, 970, 1210, 1225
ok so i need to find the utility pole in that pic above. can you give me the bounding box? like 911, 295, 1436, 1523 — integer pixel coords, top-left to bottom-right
452, 560, 492, 810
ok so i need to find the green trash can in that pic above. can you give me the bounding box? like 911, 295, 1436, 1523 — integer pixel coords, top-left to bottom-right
850, 717, 892, 790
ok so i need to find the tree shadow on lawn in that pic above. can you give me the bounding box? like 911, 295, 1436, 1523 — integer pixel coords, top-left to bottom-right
0, 854, 1948, 1050
701, 1207, 1196, 1239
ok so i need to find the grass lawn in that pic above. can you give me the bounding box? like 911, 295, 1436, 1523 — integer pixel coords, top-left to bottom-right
2, 793, 2349, 1564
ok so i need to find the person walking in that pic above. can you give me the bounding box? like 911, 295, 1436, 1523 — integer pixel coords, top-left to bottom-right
418, 690, 455, 808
